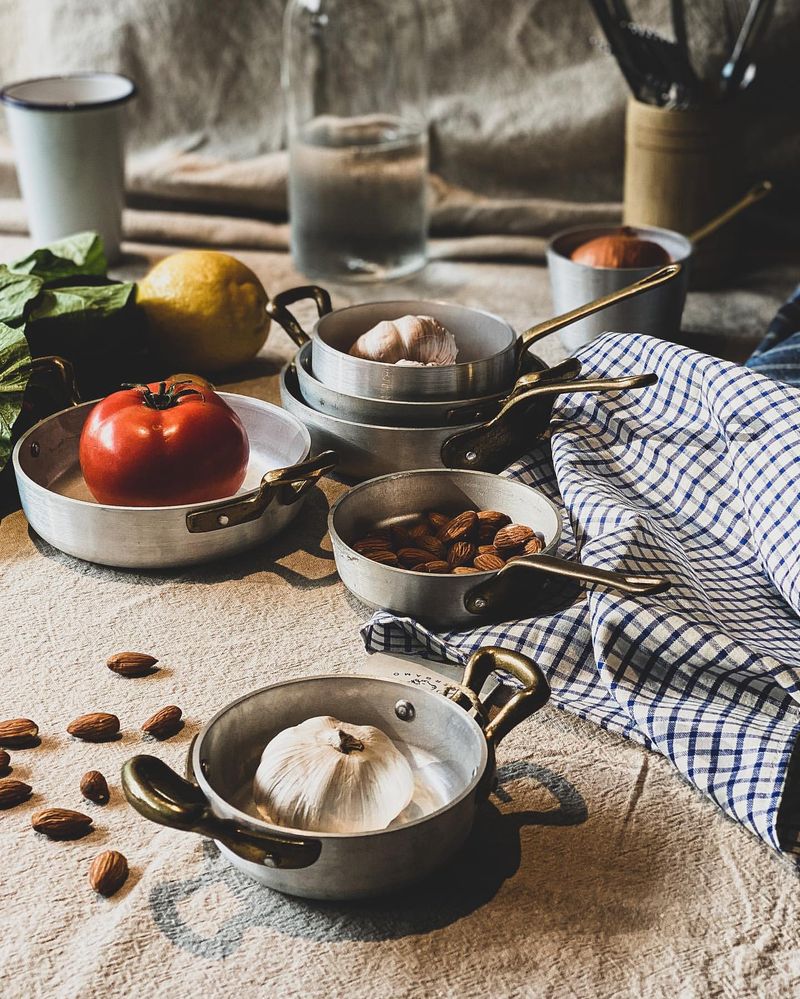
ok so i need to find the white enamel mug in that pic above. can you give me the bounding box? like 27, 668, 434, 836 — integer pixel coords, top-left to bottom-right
1, 73, 136, 262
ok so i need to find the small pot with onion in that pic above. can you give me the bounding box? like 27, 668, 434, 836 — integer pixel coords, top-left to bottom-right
121, 646, 550, 900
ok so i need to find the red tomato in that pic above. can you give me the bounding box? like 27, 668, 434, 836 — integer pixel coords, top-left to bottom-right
79, 379, 249, 507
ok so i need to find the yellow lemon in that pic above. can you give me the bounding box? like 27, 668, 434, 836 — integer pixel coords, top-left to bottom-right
137, 250, 270, 374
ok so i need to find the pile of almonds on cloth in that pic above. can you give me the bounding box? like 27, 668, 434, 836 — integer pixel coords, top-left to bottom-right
0, 652, 181, 898
351, 509, 544, 575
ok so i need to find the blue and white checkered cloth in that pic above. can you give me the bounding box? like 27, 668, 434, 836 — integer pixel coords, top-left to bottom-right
362, 333, 800, 859
746, 284, 800, 385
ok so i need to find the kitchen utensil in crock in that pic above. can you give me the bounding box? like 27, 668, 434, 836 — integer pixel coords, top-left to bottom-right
121, 646, 550, 899
13, 380, 337, 568
328, 469, 669, 627
267, 266, 679, 402
281, 358, 657, 481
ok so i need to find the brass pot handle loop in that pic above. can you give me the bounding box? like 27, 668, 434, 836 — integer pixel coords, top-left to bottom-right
266, 285, 333, 348
460, 647, 550, 746
121, 755, 322, 870
29, 355, 82, 408
186, 450, 338, 533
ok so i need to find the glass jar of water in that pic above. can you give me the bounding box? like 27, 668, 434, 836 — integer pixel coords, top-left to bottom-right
283, 0, 428, 282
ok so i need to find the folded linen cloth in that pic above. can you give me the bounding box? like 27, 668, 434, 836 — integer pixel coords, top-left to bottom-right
746, 284, 800, 385
361, 334, 800, 858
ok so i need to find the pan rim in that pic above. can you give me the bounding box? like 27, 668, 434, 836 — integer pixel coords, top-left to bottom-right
192, 673, 491, 841
327, 467, 563, 579
12, 391, 312, 515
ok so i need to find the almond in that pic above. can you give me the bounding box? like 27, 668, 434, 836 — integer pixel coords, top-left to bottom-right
407, 522, 430, 540
0, 718, 38, 747
523, 536, 544, 556
366, 527, 391, 541
418, 534, 446, 559
474, 553, 505, 571
438, 510, 478, 544
418, 560, 450, 573
426, 511, 450, 532
397, 547, 433, 569
80, 771, 110, 805
477, 544, 500, 556
352, 537, 393, 556
32, 808, 93, 840
478, 510, 511, 543
448, 541, 477, 568
142, 705, 183, 740
452, 566, 480, 575
0, 778, 31, 809
89, 850, 129, 897
389, 524, 413, 549
0, 750, 10, 776
67, 712, 120, 743
106, 652, 158, 678
494, 524, 535, 555
366, 549, 399, 566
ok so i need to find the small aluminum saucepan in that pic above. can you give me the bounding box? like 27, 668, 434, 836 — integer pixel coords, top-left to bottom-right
294, 339, 544, 427
267, 265, 680, 402
328, 469, 670, 628
13, 381, 337, 568
121, 647, 550, 900
281, 358, 657, 482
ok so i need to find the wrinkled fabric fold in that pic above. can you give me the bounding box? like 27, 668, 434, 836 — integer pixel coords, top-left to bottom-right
362, 334, 800, 857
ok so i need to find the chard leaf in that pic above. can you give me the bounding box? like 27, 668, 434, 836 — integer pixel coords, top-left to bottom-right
9, 231, 107, 282
0, 267, 43, 326
0, 322, 32, 474
28, 281, 136, 322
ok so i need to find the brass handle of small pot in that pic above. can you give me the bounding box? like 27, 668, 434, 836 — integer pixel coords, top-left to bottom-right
516, 263, 682, 364
121, 756, 322, 870
266, 285, 333, 348
440, 372, 657, 473
461, 647, 550, 746
464, 553, 670, 618
29, 355, 82, 408
185, 450, 338, 533
689, 180, 773, 245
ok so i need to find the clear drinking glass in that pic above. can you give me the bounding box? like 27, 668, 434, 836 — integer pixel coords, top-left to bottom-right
283, 0, 428, 282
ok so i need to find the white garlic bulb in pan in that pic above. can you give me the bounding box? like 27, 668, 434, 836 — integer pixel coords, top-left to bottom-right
348, 314, 458, 366
253, 715, 415, 834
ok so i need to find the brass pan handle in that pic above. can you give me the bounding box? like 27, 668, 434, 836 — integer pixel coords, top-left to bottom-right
460, 647, 550, 746
266, 285, 333, 348
516, 263, 682, 368
186, 450, 338, 533
121, 755, 322, 870
440, 371, 657, 473
689, 180, 772, 245
464, 553, 670, 618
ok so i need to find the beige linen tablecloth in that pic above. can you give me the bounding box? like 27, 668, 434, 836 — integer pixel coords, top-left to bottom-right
1, 235, 799, 999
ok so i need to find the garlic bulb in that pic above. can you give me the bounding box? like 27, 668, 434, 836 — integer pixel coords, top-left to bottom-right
348, 315, 458, 366
253, 715, 414, 834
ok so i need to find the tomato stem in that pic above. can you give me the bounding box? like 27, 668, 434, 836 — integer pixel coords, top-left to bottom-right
121, 380, 204, 410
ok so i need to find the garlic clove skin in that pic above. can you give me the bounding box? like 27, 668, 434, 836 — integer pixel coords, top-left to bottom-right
348, 315, 458, 367
253, 715, 415, 834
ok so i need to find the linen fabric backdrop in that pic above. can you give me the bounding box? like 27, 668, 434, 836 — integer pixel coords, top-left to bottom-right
0, 0, 798, 246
